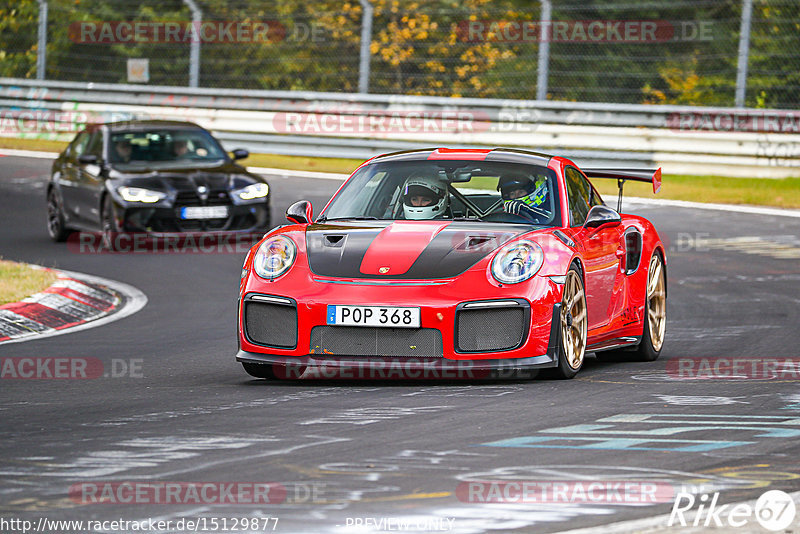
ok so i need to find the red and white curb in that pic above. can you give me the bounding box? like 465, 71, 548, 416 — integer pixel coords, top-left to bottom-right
0, 266, 147, 344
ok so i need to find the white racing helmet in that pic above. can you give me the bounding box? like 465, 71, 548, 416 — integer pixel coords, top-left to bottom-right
401, 175, 449, 220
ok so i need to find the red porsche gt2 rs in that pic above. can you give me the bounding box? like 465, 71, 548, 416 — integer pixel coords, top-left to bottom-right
236, 148, 666, 380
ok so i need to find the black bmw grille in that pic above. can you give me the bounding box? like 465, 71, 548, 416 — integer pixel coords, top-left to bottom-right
172, 190, 233, 231
244, 300, 297, 348
174, 190, 231, 207
456, 306, 526, 352
310, 326, 443, 357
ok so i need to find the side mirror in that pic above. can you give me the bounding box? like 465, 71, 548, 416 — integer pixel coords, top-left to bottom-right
231, 148, 249, 160
584, 205, 621, 229
78, 154, 98, 165
286, 200, 313, 225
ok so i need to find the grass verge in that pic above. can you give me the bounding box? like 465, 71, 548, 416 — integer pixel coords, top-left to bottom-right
0, 259, 58, 306
2, 137, 798, 209
244, 152, 363, 174
0, 137, 70, 153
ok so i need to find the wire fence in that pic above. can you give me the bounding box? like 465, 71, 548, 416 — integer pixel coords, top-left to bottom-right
2, 0, 798, 108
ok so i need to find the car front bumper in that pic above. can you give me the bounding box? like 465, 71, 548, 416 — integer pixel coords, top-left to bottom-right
237, 268, 564, 371
236, 302, 561, 376
119, 201, 270, 233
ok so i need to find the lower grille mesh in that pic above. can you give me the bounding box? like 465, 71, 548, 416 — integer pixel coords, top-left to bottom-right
244, 300, 297, 348
310, 326, 443, 357
457, 307, 525, 352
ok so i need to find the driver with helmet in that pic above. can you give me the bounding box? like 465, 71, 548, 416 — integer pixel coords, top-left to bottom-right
497, 173, 551, 222
401, 173, 449, 220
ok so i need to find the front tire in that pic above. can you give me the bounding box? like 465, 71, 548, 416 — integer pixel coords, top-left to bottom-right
546, 265, 587, 379
101, 195, 120, 251
47, 188, 70, 242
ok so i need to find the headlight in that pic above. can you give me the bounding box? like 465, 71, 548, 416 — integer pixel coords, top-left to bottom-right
118, 186, 166, 203
253, 235, 296, 279
491, 240, 544, 284
241, 252, 251, 280
236, 183, 269, 200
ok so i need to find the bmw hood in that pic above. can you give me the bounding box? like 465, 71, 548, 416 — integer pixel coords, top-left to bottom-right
109, 162, 262, 195
305, 220, 536, 279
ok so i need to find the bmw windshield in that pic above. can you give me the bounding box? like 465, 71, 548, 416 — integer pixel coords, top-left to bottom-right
109, 129, 229, 170
320, 160, 561, 226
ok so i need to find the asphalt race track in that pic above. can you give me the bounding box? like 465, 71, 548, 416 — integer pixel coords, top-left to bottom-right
2, 154, 800, 533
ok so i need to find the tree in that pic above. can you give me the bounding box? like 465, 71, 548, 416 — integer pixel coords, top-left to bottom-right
0, 0, 39, 78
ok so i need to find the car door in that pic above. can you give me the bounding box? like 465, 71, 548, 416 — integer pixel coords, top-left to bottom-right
75, 130, 106, 226
564, 166, 622, 330
59, 131, 91, 221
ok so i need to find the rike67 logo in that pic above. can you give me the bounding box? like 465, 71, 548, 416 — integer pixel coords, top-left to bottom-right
669, 490, 796, 531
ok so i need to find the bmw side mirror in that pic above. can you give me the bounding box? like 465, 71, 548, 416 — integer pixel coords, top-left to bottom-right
78, 154, 98, 165
286, 200, 313, 225
231, 149, 249, 160
584, 205, 621, 229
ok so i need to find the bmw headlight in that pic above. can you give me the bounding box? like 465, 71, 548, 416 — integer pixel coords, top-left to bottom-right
253, 235, 296, 279
236, 183, 269, 200
491, 240, 544, 284
118, 186, 166, 203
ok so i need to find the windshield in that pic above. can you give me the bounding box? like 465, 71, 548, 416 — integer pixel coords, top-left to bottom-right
320, 159, 561, 226
109, 129, 228, 168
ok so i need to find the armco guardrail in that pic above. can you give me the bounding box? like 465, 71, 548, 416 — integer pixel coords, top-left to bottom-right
1, 78, 798, 178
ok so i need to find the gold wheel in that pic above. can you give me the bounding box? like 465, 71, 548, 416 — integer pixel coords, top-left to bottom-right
560, 269, 587, 370
646, 254, 667, 352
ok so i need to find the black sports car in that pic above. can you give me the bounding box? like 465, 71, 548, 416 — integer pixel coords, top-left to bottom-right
46, 120, 271, 243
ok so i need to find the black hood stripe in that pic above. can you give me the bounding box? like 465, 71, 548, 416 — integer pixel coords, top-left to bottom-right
305, 221, 534, 279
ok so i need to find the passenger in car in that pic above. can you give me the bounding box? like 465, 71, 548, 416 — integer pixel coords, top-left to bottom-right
111, 139, 133, 163
497, 173, 552, 222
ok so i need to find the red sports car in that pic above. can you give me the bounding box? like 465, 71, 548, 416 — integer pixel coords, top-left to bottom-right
236, 148, 666, 380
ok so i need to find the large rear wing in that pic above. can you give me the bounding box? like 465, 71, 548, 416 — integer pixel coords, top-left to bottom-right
582, 168, 662, 212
